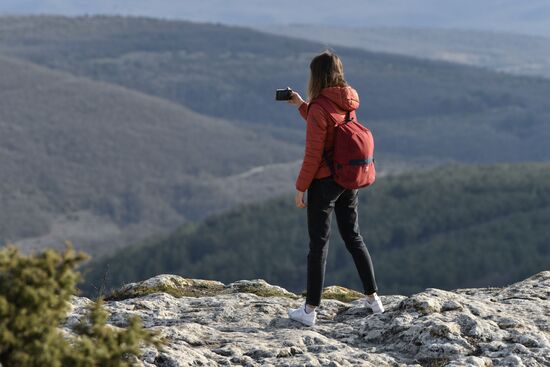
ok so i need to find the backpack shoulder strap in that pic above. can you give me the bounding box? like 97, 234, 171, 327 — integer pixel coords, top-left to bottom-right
308, 96, 355, 177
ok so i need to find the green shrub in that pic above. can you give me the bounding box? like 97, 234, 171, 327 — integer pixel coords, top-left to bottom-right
0, 243, 161, 367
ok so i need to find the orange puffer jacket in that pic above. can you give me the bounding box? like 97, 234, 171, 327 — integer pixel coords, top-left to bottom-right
295, 86, 361, 192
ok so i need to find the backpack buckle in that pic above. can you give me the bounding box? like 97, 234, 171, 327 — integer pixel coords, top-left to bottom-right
345, 111, 352, 122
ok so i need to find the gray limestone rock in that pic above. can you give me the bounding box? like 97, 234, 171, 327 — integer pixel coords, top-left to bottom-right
65, 271, 550, 366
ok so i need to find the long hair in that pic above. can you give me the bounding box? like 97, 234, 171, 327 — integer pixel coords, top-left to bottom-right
307, 50, 348, 101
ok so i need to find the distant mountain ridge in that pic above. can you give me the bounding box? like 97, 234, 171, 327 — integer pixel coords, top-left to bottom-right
259, 25, 550, 79
1, 0, 550, 36
2, 16, 550, 165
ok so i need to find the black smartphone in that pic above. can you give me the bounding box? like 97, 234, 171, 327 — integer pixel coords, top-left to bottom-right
275, 87, 293, 101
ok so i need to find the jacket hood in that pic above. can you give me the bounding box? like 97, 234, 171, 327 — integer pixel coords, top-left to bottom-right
319, 86, 360, 111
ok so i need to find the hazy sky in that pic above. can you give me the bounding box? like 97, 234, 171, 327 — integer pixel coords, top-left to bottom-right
1, 0, 549, 36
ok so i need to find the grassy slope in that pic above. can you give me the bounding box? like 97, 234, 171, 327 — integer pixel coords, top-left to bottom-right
81, 163, 550, 296
0, 55, 300, 247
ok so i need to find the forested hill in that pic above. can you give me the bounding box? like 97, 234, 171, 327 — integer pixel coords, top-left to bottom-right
2, 16, 550, 164
82, 163, 550, 297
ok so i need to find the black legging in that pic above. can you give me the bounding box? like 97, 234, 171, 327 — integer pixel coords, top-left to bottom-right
305, 176, 378, 306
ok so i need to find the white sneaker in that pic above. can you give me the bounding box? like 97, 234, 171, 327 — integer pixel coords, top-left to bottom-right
365, 294, 385, 314
288, 304, 317, 326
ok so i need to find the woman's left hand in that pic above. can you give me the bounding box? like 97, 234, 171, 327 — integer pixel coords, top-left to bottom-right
295, 190, 307, 208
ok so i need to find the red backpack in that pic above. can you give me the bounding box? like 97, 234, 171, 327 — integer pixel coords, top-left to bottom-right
314, 97, 376, 189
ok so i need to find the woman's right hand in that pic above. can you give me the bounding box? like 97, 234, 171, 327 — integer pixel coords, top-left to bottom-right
288, 91, 305, 107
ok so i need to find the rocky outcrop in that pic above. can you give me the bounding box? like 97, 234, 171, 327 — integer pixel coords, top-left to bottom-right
66, 271, 550, 366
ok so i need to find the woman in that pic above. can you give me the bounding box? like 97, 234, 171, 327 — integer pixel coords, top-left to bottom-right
287, 50, 384, 327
